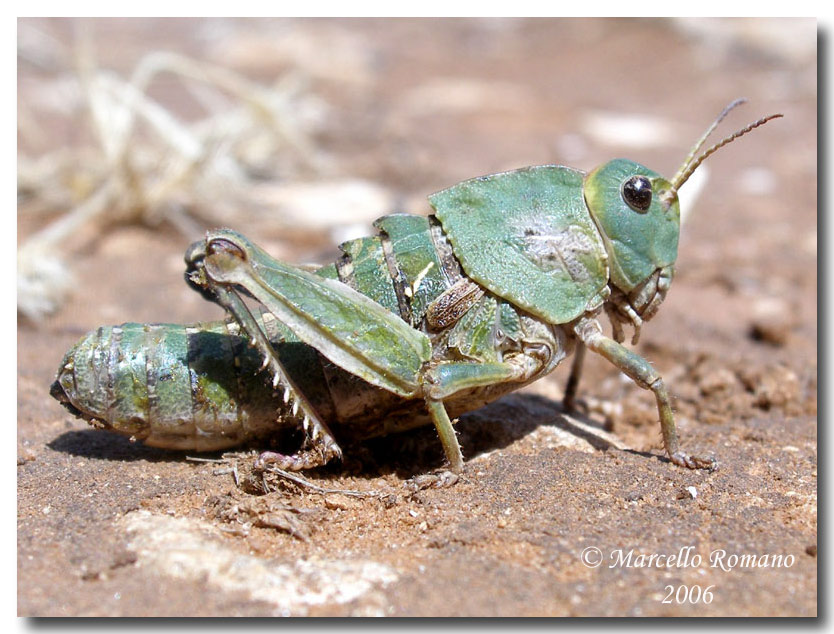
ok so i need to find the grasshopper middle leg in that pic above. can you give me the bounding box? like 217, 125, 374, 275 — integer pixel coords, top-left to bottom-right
562, 341, 585, 412
421, 356, 554, 472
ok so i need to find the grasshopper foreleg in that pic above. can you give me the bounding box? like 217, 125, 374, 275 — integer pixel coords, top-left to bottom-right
574, 317, 715, 470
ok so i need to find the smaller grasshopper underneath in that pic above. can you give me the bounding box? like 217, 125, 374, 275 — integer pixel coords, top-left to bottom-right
52, 99, 781, 474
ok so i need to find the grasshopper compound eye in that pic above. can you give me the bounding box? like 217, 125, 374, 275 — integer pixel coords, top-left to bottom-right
621, 175, 652, 212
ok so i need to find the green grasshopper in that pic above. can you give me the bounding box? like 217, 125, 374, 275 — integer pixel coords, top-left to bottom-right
51, 99, 780, 473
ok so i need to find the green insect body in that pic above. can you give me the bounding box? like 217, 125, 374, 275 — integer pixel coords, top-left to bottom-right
51, 100, 781, 473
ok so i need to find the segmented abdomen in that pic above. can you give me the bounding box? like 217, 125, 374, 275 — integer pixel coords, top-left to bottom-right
53, 320, 288, 451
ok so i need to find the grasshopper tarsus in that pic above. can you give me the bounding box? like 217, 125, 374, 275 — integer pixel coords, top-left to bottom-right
255, 448, 338, 473
670, 452, 718, 472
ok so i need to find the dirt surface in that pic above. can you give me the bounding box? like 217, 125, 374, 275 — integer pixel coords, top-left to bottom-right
18, 18, 817, 616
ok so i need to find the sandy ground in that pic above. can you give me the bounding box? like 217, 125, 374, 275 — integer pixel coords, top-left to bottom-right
18, 18, 817, 616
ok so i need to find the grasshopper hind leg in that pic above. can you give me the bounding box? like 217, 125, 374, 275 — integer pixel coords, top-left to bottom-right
186, 229, 433, 471
204, 283, 343, 472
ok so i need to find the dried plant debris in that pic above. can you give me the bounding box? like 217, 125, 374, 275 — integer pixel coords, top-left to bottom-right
210, 452, 457, 513
18, 39, 333, 321
205, 490, 321, 541
216, 452, 384, 498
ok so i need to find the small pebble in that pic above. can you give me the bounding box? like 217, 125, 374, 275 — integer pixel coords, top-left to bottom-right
749, 297, 793, 346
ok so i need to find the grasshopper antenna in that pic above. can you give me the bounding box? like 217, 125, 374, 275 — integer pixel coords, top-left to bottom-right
661, 99, 782, 205
672, 112, 783, 191
670, 97, 748, 188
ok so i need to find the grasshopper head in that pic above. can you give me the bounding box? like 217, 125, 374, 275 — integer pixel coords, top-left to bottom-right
584, 158, 679, 301
584, 99, 782, 328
